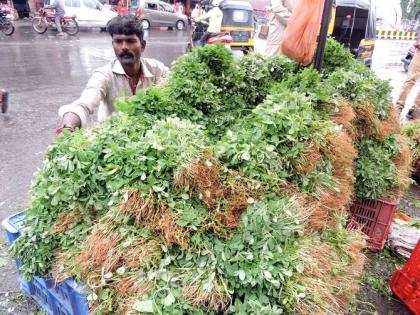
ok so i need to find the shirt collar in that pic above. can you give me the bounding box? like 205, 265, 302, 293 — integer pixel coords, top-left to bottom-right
112, 58, 154, 78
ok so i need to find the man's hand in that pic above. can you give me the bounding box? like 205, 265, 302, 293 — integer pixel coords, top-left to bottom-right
56, 112, 81, 135
61, 112, 82, 128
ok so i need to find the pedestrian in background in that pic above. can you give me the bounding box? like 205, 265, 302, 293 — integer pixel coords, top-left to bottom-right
175, 1, 184, 14
44, 0, 66, 36
264, 0, 296, 57
339, 14, 352, 44
191, 3, 201, 19
396, 36, 420, 120
194, 0, 223, 46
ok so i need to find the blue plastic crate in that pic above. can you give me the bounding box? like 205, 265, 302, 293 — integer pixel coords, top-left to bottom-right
1, 212, 89, 315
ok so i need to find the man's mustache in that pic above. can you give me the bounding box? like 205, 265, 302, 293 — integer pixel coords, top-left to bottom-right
119, 51, 134, 58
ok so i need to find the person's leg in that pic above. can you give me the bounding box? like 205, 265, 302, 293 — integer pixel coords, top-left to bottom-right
407, 90, 420, 120
55, 14, 63, 33
200, 32, 211, 46
397, 50, 420, 109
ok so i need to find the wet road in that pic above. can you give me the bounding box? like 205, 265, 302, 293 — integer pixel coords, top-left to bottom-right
0, 21, 419, 312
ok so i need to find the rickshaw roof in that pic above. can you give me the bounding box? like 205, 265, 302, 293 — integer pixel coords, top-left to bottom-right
336, 0, 371, 11
220, 0, 253, 11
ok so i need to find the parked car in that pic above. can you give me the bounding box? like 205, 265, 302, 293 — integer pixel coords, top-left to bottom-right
45, 0, 117, 29
131, 0, 188, 30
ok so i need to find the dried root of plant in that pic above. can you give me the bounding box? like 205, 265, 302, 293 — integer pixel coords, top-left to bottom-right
51, 251, 75, 283
119, 191, 190, 248
394, 134, 413, 171
304, 131, 356, 232
120, 190, 157, 226
353, 102, 400, 141
296, 233, 366, 315
376, 104, 401, 140
156, 202, 190, 248
114, 276, 148, 299
294, 142, 323, 174
182, 282, 231, 312
332, 99, 356, 138
112, 276, 150, 315
76, 229, 122, 277
353, 102, 380, 139
388, 134, 413, 199
51, 210, 83, 233
177, 157, 263, 229
123, 240, 160, 269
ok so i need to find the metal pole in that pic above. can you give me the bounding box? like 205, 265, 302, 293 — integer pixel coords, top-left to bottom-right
347, 7, 356, 47
314, 0, 334, 71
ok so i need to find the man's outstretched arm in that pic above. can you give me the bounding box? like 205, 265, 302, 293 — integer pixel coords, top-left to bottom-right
58, 70, 110, 128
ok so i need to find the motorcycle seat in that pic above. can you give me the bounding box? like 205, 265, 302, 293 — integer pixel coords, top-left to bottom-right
210, 32, 229, 36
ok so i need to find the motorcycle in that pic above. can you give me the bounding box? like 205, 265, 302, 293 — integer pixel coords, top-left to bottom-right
32, 8, 79, 35
0, 7, 14, 36
402, 45, 415, 72
187, 21, 233, 51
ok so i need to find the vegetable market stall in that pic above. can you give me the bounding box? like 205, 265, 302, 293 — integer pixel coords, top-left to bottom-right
3, 40, 413, 314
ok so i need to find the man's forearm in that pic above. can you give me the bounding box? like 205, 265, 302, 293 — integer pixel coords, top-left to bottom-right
61, 112, 81, 128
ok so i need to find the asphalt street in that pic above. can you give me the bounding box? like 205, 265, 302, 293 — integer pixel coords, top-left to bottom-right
0, 21, 419, 313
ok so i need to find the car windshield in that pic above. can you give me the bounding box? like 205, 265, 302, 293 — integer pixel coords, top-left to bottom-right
84, 0, 100, 9
232, 9, 249, 23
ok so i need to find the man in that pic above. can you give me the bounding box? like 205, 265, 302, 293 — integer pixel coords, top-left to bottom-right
191, 3, 201, 19
58, 15, 168, 131
339, 14, 352, 44
194, 0, 223, 46
44, 0, 66, 36
396, 36, 420, 120
264, 0, 296, 57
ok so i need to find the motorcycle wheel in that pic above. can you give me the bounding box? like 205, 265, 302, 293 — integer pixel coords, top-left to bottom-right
63, 19, 79, 35
32, 17, 47, 34
2, 23, 14, 36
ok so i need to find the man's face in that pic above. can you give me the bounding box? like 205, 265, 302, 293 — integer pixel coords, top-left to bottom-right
112, 34, 145, 66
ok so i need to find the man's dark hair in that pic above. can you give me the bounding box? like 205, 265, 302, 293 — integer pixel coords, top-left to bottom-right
107, 15, 144, 40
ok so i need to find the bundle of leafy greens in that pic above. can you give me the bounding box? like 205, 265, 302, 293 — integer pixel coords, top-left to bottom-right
404, 121, 420, 164
10, 41, 412, 314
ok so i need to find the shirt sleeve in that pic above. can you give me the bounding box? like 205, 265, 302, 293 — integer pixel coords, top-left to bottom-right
58, 69, 110, 128
155, 62, 169, 86
271, 0, 292, 26
194, 9, 212, 22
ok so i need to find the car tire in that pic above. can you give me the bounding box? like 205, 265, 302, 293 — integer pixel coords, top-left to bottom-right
141, 19, 150, 30
176, 20, 185, 30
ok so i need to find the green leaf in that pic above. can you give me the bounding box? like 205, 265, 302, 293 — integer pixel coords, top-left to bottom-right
238, 270, 246, 281
133, 300, 154, 313
162, 292, 176, 306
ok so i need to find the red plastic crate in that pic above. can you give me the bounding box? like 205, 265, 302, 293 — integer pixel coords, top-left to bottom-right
348, 198, 399, 252
391, 241, 420, 315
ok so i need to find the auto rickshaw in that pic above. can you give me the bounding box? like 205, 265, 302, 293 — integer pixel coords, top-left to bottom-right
219, 0, 254, 54
329, 0, 376, 67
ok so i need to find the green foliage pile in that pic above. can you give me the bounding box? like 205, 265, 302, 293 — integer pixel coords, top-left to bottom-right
216, 88, 337, 194
355, 135, 402, 200
404, 121, 420, 163
10, 41, 412, 314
